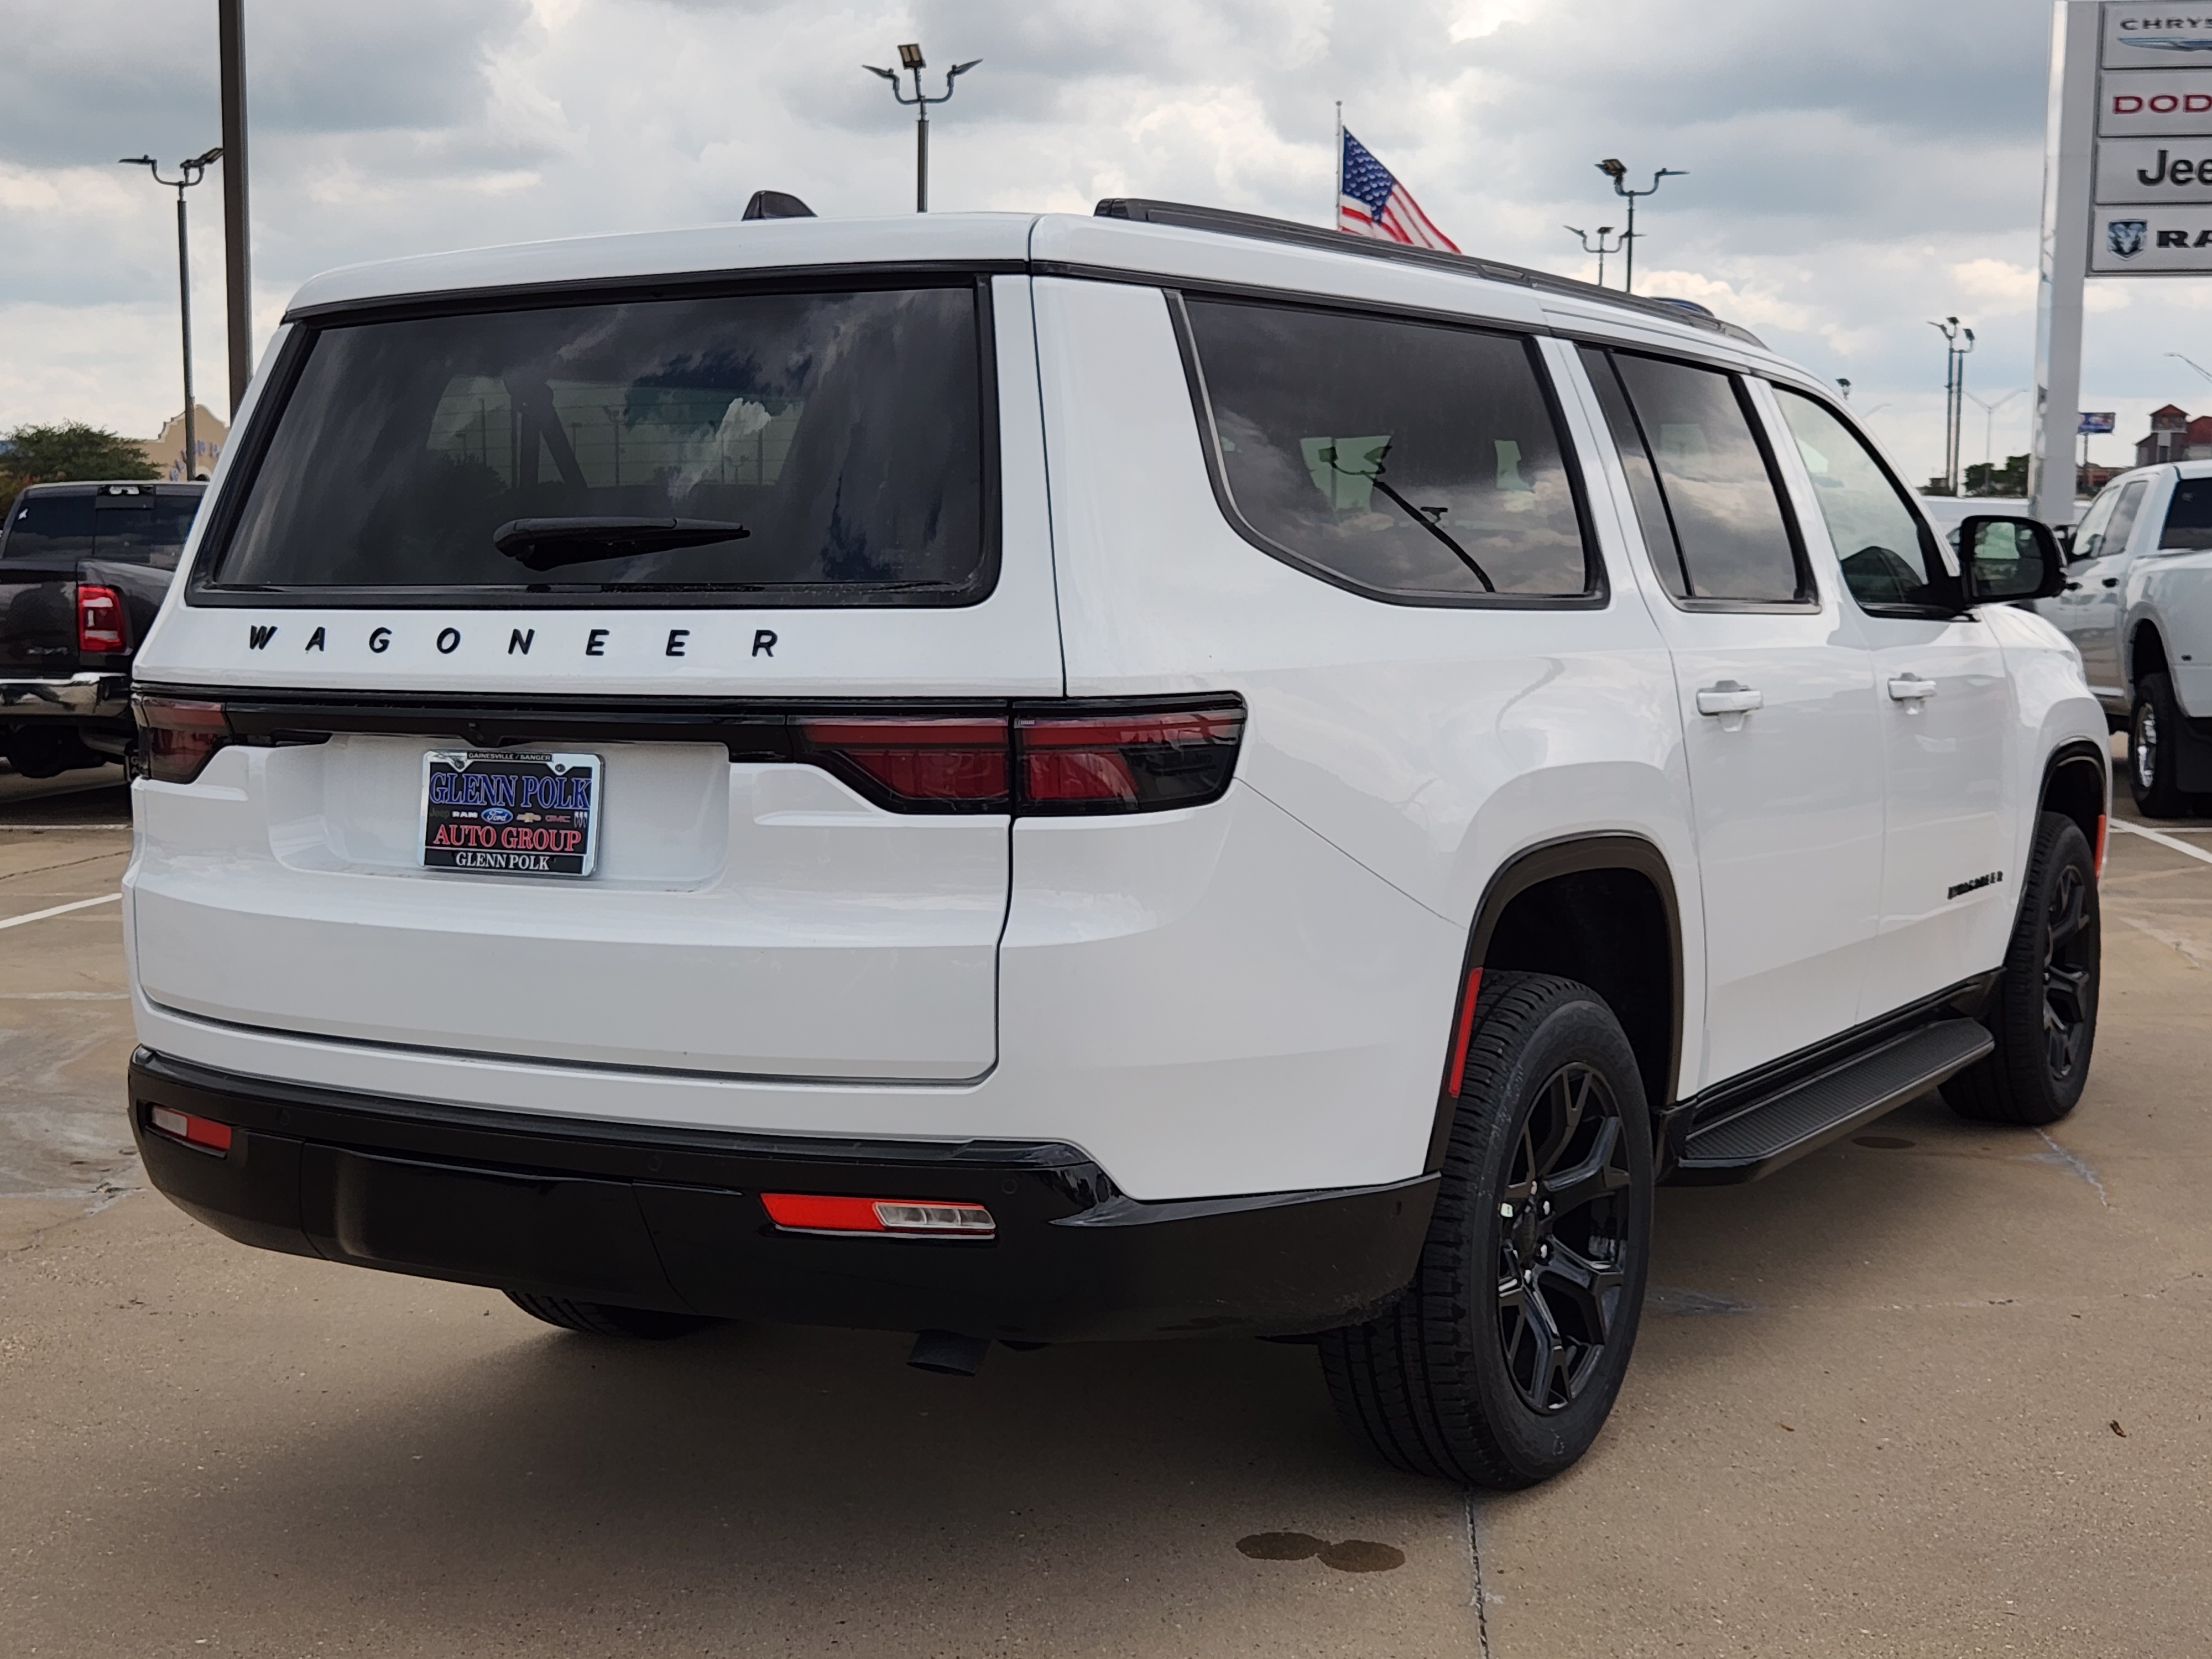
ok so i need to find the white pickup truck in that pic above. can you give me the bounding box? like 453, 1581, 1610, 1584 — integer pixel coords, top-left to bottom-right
2036, 461, 2212, 816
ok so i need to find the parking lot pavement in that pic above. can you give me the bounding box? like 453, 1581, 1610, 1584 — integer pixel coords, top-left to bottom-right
1, 794, 2206, 1656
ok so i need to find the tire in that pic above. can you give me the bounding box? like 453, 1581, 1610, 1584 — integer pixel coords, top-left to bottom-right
1319, 972, 1654, 1488
1944, 811, 2100, 1126
503, 1291, 716, 1339
2128, 672, 2203, 819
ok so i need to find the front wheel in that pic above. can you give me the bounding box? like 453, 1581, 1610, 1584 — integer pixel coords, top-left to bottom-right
1319, 972, 1653, 1488
1945, 811, 2100, 1126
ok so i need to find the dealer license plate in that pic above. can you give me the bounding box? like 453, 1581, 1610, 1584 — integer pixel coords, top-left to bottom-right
420, 750, 601, 878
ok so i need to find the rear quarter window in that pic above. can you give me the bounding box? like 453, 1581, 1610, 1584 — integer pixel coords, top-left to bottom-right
2160, 477, 2212, 550
1178, 296, 1598, 604
199, 282, 993, 607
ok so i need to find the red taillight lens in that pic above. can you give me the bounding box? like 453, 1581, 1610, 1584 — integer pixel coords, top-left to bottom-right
133, 694, 233, 784
760, 1193, 995, 1237
77, 584, 125, 653
796, 716, 1010, 811
148, 1103, 233, 1154
1015, 702, 1245, 815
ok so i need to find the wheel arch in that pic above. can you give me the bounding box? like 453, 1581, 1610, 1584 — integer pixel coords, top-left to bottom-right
2038, 739, 2110, 862
2128, 618, 2170, 691
1426, 834, 1683, 1171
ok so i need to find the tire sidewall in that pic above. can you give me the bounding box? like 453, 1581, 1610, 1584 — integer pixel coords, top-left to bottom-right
2005, 815, 2100, 1119
1453, 990, 1655, 1480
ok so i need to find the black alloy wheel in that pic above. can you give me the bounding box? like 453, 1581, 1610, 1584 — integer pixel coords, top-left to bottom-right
1320, 972, 1653, 1488
1495, 1063, 1635, 1413
1946, 811, 2101, 1126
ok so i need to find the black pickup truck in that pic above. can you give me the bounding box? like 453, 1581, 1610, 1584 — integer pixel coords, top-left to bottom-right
0, 481, 204, 776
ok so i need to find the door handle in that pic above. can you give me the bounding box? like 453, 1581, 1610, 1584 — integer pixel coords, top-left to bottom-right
2101, 577, 2119, 588
2064, 581, 2083, 591
1887, 675, 1938, 702
1695, 681, 1763, 716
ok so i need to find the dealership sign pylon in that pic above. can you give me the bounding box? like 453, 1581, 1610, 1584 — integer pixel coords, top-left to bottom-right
2033, 2, 2212, 524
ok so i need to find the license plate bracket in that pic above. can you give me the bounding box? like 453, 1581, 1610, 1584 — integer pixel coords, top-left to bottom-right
420, 750, 601, 878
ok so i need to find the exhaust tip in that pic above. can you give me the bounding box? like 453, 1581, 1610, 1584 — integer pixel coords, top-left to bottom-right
907, 1329, 990, 1375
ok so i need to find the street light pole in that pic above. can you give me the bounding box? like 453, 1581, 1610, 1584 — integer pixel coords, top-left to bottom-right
864, 44, 979, 212
1963, 388, 2022, 493
1929, 316, 1976, 495
1594, 159, 1687, 294
1564, 224, 1626, 289
121, 149, 222, 479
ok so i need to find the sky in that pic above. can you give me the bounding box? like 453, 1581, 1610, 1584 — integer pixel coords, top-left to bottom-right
4, 0, 2210, 487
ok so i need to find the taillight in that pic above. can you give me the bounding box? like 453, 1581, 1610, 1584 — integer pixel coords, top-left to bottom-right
1016, 702, 1245, 814
77, 584, 125, 653
133, 695, 233, 784
792, 699, 1245, 816
795, 716, 1011, 811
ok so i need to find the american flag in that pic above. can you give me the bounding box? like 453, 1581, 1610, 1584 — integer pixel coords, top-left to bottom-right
1338, 128, 1459, 253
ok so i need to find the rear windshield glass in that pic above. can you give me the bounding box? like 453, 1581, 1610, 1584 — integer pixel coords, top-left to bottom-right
0, 491, 195, 565
204, 285, 990, 604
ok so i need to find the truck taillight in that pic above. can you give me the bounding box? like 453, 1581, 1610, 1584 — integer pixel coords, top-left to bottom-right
133, 695, 233, 784
76, 585, 125, 653
1016, 703, 1246, 814
794, 699, 1246, 816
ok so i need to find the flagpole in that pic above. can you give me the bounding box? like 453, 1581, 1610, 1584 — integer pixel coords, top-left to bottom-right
1333, 101, 1343, 229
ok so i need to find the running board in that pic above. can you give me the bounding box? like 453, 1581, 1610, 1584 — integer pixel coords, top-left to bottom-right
1673, 1019, 1995, 1185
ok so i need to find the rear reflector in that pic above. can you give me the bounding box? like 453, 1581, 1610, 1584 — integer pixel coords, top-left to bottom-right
133, 695, 233, 784
761, 1193, 995, 1237
76, 584, 126, 653
148, 1104, 233, 1154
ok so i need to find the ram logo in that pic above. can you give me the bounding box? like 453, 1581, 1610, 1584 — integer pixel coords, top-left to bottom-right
2109, 219, 2150, 260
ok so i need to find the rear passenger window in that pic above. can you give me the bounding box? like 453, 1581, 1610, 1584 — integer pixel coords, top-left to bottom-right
1580, 347, 1809, 607
2160, 478, 2212, 550
1181, 298, 1595, 603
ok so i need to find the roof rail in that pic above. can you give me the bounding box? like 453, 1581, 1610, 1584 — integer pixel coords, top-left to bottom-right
1092, 198, 1766, 349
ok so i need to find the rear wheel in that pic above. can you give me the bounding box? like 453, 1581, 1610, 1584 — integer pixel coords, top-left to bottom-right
1319, 972, 1653, 1488
503, 1291, 716, 1339
1945, 811, 2099, 1126
2128, 672, 2204, 819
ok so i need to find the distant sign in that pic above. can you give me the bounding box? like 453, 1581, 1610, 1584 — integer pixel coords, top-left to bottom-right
2080, 411, 2117, 433
2092, 3, 2212, 272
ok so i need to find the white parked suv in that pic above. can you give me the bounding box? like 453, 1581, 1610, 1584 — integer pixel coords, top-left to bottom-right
2035, 461, 2212, 816
123, 202, 2109, 1486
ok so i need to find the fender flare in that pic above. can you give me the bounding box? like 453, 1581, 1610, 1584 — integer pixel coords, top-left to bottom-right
1425, 832, 1685, 1171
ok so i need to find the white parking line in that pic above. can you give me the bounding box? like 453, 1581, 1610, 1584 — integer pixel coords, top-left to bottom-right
0, 893, 121, 931
2110, 819, 2212, 868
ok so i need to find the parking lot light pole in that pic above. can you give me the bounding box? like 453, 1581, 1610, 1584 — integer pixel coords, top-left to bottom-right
864, 45, 980, 212
1564, 224, 1626, 289
1930, 316, 1976, 495
1595, 159, 1687, 294
121, 148, 223, 479
1964, 388, 2022, 493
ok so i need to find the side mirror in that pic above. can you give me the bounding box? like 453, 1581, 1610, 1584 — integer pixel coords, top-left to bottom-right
1959, 515, 2065, 604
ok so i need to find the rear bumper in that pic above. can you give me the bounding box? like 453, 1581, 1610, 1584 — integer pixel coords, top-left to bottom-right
127, 1049, 1437, 1343
0, 672, 129, 721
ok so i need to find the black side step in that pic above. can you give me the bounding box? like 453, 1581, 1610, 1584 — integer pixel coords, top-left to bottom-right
1673, 1019, 1994, 1185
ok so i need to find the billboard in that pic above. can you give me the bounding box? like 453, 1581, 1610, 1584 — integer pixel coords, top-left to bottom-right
2091, 3, 2212, 272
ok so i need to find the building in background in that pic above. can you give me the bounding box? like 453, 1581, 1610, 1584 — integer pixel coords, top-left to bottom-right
2135, 405, 2212, 468
138, 405, 227, 481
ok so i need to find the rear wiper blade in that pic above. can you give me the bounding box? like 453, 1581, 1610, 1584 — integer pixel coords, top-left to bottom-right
491, 516, 749, 572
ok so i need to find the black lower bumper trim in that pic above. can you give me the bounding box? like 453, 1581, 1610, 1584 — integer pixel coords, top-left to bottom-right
128, 1050, 1436, 1342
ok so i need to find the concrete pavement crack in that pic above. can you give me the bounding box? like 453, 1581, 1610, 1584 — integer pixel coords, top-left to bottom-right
1465, 1489, 1493, 1657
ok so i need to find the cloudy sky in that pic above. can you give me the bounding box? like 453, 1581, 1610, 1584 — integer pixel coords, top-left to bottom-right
4, 0, 2208, 485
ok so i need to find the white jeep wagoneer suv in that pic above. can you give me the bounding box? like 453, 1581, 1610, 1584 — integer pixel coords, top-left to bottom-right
123, 202, 2108, 1486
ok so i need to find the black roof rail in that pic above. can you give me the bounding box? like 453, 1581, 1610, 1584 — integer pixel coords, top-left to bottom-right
1092, 197, 1766, 349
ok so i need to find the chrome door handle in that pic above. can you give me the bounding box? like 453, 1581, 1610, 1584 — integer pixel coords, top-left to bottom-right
1695, 682, 1764, 716
1887, 675, 1938, 702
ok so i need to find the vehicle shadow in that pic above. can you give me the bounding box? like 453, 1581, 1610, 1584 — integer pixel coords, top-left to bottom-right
67, 1307, 1466, 1651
